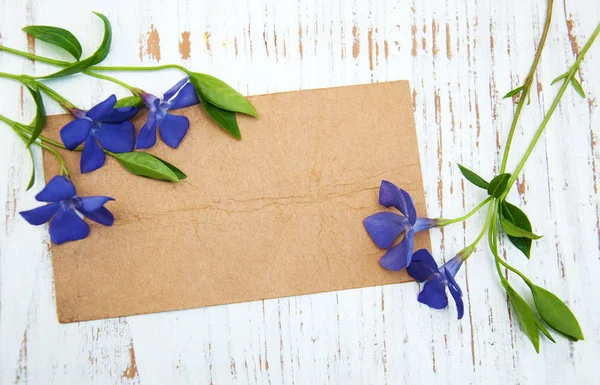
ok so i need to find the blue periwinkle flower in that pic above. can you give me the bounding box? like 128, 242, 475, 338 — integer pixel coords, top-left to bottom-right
363, 180, 441, 271
20, 175, 115, 245
61, 95, 138, 173
135, 76, 200, 149
407, 249, 464, 319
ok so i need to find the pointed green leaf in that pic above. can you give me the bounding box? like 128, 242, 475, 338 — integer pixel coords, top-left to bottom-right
530, 285, 584, 341
110, 152, 180, 182
148, 154, 187, 180
26, 85, 46, 147
534, 316, 556, 343
551, 72, 569, 85
502, 201, 533, 258
505, 283, 540, 352
457, 163, 489, 189
197, 92, 241, 139
503, 85, 525, 99
570, 77, 586, 98
487, 173, 511, 198
42, 12, 111, 79
25, 145, 35, 190
190, 72, 258, 117
15, 125, 36, 190
114, 96, 143, 108
500, 214, 542, 240
22, 25, 82, 60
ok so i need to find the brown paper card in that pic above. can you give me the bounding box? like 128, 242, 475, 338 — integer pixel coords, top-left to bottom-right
42, 81, 429, 323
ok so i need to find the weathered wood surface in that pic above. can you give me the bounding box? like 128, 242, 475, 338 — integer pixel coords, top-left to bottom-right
0, 0, 598, 383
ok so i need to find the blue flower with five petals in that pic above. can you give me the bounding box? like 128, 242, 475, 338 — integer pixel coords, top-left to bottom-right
135, 76, 200, 149
363, 180, 441, 271
19, 175, 115, 245
407, 249, 464, 319
60, 95, 138, 173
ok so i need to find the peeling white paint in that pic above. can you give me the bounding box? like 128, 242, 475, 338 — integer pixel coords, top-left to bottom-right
0, 0, 599, 384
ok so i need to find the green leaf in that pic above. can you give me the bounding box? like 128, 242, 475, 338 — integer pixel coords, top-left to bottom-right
550, 71, 586, 98
148, 154, 187, 180
500, 214, 542, 240
551, 72, 569, 85
12, 123, 36, 190
25, 145, 35, 190
533, 316, 556, 343
570, 77, 586, 98
530, 285, 584, 341
502, 201, 533, 258
22, 25, 83, 60
26, 85, 46, 147
41, 12, 111, 79
487, 173, 511, 198
457, 164, 489, 189
503, 85, 525, 99
114, 96, 143, 108
505, 283, 540, 352
198, 92, 241, 139
190, 72, 258, 117
110, 152, 180, 182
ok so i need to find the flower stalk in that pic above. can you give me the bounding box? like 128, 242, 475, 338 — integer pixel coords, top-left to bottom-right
499, 0, 554, 174
362, 1, 595, 351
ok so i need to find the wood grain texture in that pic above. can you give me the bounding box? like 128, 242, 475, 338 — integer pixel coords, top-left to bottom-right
0, 0, 598, 383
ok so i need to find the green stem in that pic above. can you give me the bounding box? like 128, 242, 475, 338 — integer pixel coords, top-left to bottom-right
439, 197, 492, 226
0, 46, 190, 74
496, 257, 534, 286
82, 70, 141, 93
488, 203, 508, 283
0, 71, 22, 80
0, 114, 14, 126
460, 200, 495, 260
0, 68, 75, 109
488, 201, 534, 287
499, 0, 554, 173
0, 46, 175, 91
0, 113, 70, 176
32, 80, 76, 109
504, 22, 600, 196
91, 64, 189, 73
19, 125, 70, 150
0, 45, 69, 66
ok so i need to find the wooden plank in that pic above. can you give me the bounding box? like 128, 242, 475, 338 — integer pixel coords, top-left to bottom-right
0, 0, 598, 383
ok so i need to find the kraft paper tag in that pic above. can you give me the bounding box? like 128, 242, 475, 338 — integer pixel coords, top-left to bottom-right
42, 81, 429, 322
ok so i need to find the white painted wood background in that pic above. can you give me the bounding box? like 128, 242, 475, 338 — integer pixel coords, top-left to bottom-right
0, 0, 598, 383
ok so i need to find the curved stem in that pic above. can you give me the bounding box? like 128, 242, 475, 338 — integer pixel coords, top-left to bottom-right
32, 80, 76, 110
0, 71, 22, 80
82, 70, 140, 93
488, 201, 534, 287
36, 139, 69, 176
488, 203, 508, 284
439, 197, 492, 226
499, 0, 554, 173
0, 69, 75, 109
460, 200, 495, 260
0, 114, 70, 176
19, 125, 70, 150
0, 45, 70, 66
0, 45, 187, 81
90, 64, 189, 73
503, 22, 600, 197
470, 202, 494, 246
16, 127, 70, 176
0, 113, 14, 126
496, 257, 534, 286
0, 46, 189, 73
